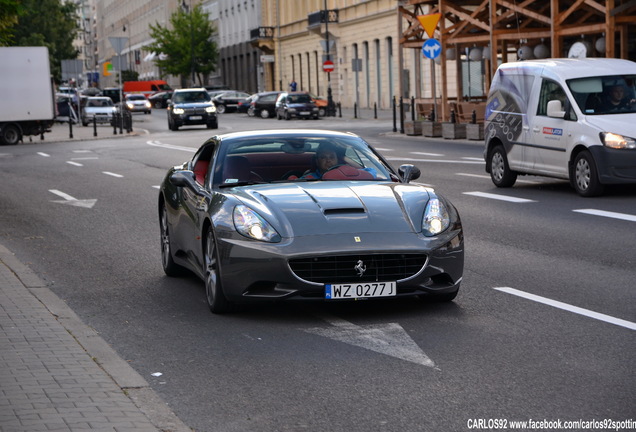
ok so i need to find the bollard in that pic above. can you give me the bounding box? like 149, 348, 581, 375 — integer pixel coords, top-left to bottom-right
411, 96, 415, 121
392, 96, 397, 133
338, 102, 342, 118
113, 113, 118, 135
93, 116, 97, 137
399, 97, 404, 134
354, 102, 358, 119
68, 117, 73, 139
374, 102, 377, 119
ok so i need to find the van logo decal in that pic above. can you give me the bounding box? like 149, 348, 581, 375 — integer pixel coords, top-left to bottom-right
542, 127, 563, 136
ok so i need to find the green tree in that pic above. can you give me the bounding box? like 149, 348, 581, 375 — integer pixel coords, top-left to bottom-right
9, 0, 78, 82
0, 0, 22, 46
145, 4, 218, 86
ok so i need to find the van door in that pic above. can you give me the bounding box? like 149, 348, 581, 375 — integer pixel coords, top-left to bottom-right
528, 79, 574, 177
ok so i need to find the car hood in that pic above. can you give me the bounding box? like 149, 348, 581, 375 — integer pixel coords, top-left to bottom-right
174, 102, 213, 109
84, 107, 115, 114
287, 103, 315, 109
584, 112, 636, 137
230, 182, 433, 237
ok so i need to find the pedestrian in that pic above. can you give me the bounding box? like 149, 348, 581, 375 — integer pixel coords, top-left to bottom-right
289, 79, 297, 92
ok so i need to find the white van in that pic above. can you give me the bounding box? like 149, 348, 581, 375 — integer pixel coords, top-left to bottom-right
484, 58, 636, 196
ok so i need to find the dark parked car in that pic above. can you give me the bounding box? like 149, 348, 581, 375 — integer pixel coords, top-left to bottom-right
247, 91, 283, 118
167, 88, 218, 131
148, 91, 173, 108
238, 94, 257, 114
158, 129, 464, 313
275, 92, 320, 120
211, 90, 251, 113
102, 87, 122, 104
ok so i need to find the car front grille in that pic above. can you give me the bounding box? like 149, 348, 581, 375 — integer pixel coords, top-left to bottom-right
185, 107, 208, 115
289, 254, 428, 284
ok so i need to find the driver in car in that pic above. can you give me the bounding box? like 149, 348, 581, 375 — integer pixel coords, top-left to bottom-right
300, 144, 341, 179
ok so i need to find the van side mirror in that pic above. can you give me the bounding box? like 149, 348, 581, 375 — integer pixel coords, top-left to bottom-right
547, 100, 566, 118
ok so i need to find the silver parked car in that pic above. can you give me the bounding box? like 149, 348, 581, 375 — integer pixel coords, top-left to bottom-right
81, 97, 116, 126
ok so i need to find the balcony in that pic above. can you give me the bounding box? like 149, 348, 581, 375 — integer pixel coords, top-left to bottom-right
307, 9, 339, 34
250, 26, 275, 53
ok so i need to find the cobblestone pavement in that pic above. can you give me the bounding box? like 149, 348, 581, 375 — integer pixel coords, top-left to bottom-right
0, 244, 190, 431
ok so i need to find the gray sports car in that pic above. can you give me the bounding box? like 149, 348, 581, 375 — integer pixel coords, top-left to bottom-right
158, 129, 464, 313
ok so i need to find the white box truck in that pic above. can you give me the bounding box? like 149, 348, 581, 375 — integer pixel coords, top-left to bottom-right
484, 58, 636, 197
0, 46, 56, 145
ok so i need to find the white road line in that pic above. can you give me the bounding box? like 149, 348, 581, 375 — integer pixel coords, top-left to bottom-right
386, 157, 482, 164
66, 161, 83, 167
374, 147, 394, 152
152, 185, 161, 189
494, 287, 636, 331
573, 209, 636, 223
463, 191, 535, 202
72, 150, 93, 153
411, 151, 444, 157
462, 157, 483, 161
103, 171, 123, 178
71, 157, 99, 160
147, 140, 196, 152
457, 173, 490, 179
49, 189, 76, 201
37, 152, 50, 157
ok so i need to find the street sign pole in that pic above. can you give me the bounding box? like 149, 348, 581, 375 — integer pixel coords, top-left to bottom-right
324, 0, 336, 117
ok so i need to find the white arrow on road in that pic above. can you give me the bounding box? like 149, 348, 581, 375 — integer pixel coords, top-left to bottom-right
49, 189, 97, 209
304, 315, 436, 368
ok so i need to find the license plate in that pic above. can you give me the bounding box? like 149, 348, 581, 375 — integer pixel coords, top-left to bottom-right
325, 282, 396, 299
189, 115, 202, 120
300, 111, 310, 115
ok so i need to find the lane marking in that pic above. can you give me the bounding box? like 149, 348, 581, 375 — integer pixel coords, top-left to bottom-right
494, 287, 636, 331
411, 151, 444, 157
463, 191, 535, 202
386, 157, 482, 164
66, 161, 83, 167
73, 150, 93, 153
152, 185, 160, 189
305, 314, 436, 367
456, 173, 490, 179
37, 152, 50, 157
48, 189, 97, 208
103, 171, 123, 178
462, 157, 483, 161
147, 140, 196, 152
573, 209, 636, 223
71, 157, 99, 161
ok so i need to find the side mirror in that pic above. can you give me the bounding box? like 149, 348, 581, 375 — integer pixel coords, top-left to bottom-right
398, 164, 421, 182
547, 100, 566, 118
169, 170, 198, 189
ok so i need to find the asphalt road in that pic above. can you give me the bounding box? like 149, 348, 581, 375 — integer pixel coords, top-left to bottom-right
1, 110, 634, 432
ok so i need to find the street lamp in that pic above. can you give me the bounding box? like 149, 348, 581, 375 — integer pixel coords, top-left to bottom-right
324, 0, 336, 117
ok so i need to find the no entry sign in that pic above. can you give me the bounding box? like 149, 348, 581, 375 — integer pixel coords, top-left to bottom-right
323, 60, 335, 72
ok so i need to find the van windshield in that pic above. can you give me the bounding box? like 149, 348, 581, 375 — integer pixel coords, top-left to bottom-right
568, 75, 636, 115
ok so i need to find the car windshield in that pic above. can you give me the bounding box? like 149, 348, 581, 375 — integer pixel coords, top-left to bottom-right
568, 74, 636, 115
213, 135, 394, 186
87, 99, 113, 107
174, 91, 211, 103
288, 94, 312, 103
128, 95, 146, 101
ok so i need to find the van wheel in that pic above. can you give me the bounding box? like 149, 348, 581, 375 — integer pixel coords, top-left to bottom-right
489, 145, 517, 187
572, 151, 604, 197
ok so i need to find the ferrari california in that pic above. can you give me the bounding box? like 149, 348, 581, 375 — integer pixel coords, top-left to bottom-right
158, 130, 464, 313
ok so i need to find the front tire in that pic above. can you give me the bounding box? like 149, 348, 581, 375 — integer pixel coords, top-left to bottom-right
216, 104, 226, 114
489, 145, 517, 187
160, 204, 183, 276
204, 228, 231, 314
572, 150, 604, 197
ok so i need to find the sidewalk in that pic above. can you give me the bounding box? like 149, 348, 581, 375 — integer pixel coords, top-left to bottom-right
0, 243, 190, 432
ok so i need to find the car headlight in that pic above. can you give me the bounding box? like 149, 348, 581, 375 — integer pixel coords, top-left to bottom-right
205, 106, 216, 113
233, 205, 281, 242
601, 132, 636, 149
126, 102, 133, 109
422, 197, 450, 237
145, 101, 151, 108
173, 108, 185, 115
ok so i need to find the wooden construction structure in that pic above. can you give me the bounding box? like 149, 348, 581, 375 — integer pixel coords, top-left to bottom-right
398, 0, 636, 121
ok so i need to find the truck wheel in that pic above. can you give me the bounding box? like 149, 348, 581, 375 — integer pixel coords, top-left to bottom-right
572, 151, 604, 197
0, 124, 20, 145
489, 145, 517, 187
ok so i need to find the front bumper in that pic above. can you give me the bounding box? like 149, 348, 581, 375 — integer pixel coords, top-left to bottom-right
588, 146, 636, 185
172, 112, 217, 126
216, 230, 464, 303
